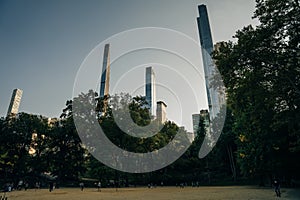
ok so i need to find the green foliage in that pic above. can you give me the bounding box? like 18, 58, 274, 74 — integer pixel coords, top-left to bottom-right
46, 117, 87, 183
213, 0, 300, 181
0, 112, 87, 185
0, 114, 49, 182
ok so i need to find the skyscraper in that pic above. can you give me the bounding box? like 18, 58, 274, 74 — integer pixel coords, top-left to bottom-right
7, 88, 23, 116
99, 44, 110, 114
99, 44, 110, 98
192, 113, 200, 135
156, 101, 167, 124
200, 109, 210, 133
145, 66, 156, 116
192, 109, 210, 137
197, 4, 221, 120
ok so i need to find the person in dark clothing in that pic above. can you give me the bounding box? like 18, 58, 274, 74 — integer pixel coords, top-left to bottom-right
79, 182, 84, 191
97, 181, 101, 192
49, 182, 54, 192
24, 182, 29, 191
273, 178, 281, 197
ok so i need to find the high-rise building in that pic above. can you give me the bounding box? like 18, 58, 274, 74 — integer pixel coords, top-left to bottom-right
145, 66, 156, 116
200, 109, 210, 132
192, 109, 210, 137
99, 44, 110, 114
156, 101, 167, 124
192, 113, 200, 135
197, 4, 223, 120
99, 44, 110, 98
7, 88, 23, 116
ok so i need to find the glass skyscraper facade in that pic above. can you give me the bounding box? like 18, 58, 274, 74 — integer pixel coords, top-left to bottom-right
145, 66, 156, 116
197, 4, 221, 120
7, 88, 23, 116
100, 44, 110, 98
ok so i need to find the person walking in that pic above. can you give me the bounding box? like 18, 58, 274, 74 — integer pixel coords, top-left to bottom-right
79, 182, 84, 191
49, 181, 54, 192
24, 182, 29, 191
273, 178, 281, 197
17, 180, 23, 190
97, 181, 101, 192
35, 182, 40, 191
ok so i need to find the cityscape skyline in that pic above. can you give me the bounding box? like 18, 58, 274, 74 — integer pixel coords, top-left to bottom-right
0, 1, 258, 131
98, 44, 168, 123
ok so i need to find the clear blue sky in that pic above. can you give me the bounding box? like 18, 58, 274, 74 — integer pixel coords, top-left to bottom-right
0, 0, 258, 131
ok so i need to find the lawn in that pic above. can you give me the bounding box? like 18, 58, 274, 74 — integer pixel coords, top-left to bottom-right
3, 186, 300, 200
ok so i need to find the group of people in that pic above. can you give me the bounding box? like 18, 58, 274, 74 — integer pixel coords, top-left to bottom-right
3, 183, 13, 192
3, 181, 41, 192
17, 180, 29, 191
78, 181, 101, 192
2, 178, 283, 198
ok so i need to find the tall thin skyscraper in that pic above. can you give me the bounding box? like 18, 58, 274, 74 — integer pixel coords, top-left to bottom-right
99, 44, 110, 98
145, 66, 156, 116
99, 44, 110, 114
197, 4, 221, 120
7, 88, 23, 116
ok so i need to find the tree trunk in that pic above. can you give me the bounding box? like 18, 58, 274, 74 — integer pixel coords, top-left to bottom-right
227, 145, 237, 182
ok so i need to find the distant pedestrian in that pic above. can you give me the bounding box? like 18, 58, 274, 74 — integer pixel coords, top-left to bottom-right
180, 183, 184, 188
148, 183, 153, 189
79, 182, 84, 191
49, 182, 54, 192
97, 181, 101, 192
273, 178, 281, 197
7, 183, 12, 192
17, 180, 23, 190
24, 182, 29, 191
35, 182, 40, 191
114, 180, 119, 192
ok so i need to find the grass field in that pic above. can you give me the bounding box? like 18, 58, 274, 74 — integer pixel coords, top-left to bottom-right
3, 186, 300, 200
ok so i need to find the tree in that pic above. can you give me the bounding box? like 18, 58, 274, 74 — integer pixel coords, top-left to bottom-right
212, 0, 300, 183
0, 113, 49, 184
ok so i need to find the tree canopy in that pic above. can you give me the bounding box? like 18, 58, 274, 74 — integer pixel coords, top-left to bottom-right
212, 0, 300, 182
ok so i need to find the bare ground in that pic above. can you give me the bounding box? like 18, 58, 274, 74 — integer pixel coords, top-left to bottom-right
3, 186, 300, 200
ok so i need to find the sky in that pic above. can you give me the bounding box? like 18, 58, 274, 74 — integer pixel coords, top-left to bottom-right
0, 0, 258, 132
